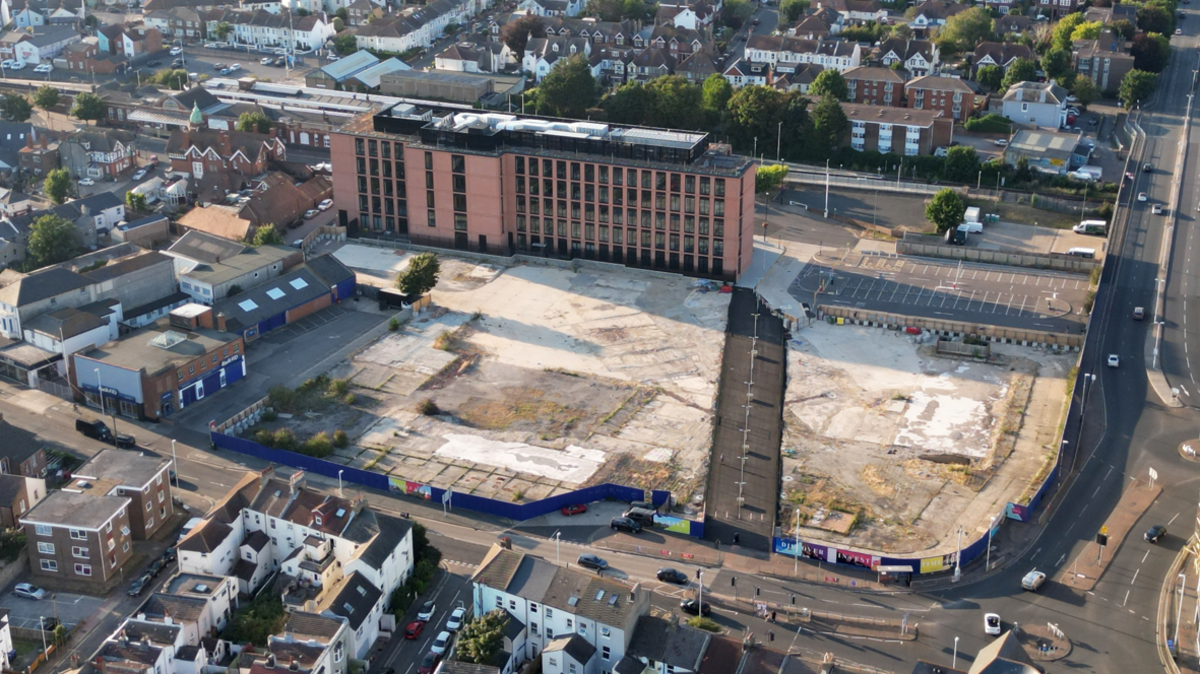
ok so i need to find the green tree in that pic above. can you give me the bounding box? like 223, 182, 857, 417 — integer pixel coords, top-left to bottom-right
126, 192, 147, 212
332, 16, 344, 31
155, 69, 189, 90
32, 84, 59, 112
721, 0, 754, 29
69, 92, 105, 124
701, 73, 733, 114
396, 252, 441, 296
1137, 3, 1173, 35
213, 22, 232, 41
780, 0, 810, 23
27, 213, 78, 265
332, 33, 357, 55
726, 85, 786, 150
1000, 58, 1038, 90
976, 64, 1004, 91
1119, 69, 1159, 108
926, 188, 966, 234
935, 6, 994, 53
502, 15, 545, 56
296, 7, 309, 15
43, 168, 72, 205
1132, 33, 1171, 73
808, 95, 848, 160
890, 23, 913, 40
236, 110, 273, 134
1070, 20, 1103, 41
1041, 48, 1072, 81
334, 6, 348, 20
250, 223, 283, 246
456, 610, 509, 665
808, 69, 849, 101
221, 590, 285, 645
943, 146, 979, 183
1051, 12, 1085, 50
586, 0, 627, 21
644, 75, 704, 129
1071, 76, 1098, 110
0, 94, 31, 123
537, 55, 597, 118
604, 81, 653, 126
756, 164, 789, 194
1111, 19, 1136, 40
779, 93, 810, 160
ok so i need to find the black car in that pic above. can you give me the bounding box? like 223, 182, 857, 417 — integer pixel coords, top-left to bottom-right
171, 58, 183, 67
1143, 163, 1154, 172
146, 59, 161, 67
680, 599, 711, 616
147, 558, 165, 576
38, 617, 59, 630
610, 517, 642, 534
162, 547, 177, 562
656, 568, 689, 585
1145, 524, 1168, 543
577, 553, 609, 571
127, 574, 151, 597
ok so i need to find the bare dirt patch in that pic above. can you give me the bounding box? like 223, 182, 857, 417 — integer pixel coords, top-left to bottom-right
781, 321, 1073, 555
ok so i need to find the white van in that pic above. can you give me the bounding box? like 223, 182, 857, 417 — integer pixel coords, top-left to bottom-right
1073, 220, 1107, 235
959, 221, 983, 233
1065, 247, 1096, 258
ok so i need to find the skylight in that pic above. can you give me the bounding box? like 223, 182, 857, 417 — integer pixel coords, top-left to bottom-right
290, 277, 309, 290
266, 287, 285, 300
238, 299, 259, 312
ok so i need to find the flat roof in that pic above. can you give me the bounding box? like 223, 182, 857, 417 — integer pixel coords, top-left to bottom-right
77, 318, 239, 376
21, 490, 128, 531
1009, 128, 1082, 155
75, 449, 170, 491
182, 244, 296, 287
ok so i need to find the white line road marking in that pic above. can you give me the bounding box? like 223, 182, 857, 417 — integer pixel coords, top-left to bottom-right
1105, 465, 1115, 480
1132, 569, 1140, 585
1057, 553, 1066, 566
1093, 484, 1103, 498
1143, 550, 1150, 563
1123, 590, 1131, 607
1169, 512, 1181, 525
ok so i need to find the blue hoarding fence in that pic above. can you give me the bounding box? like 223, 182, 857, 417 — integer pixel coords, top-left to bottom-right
211, 431, 704, 531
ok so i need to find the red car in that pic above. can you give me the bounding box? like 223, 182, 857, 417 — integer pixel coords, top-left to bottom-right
417, 652, 440, 674
405, 621, 424, 640
561, 504, 588, 516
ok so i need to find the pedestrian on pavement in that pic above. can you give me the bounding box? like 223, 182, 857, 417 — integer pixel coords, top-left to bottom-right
733, 532, 740, 545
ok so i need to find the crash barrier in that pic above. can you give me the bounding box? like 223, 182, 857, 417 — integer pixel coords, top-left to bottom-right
816, 305, 1083, 350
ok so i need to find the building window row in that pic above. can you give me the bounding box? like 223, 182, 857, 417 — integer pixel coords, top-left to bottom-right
513, 158, 725, 196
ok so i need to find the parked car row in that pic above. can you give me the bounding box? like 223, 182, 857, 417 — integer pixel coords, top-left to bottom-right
408, 602, 468, 674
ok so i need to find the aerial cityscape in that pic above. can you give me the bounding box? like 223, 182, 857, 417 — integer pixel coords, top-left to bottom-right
0, 0, 1181, 672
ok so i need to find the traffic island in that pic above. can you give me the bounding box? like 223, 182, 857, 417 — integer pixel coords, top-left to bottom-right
1179, 438, 1200, 463
1060, 476, 1161, 591
1015, 623, 1072, 662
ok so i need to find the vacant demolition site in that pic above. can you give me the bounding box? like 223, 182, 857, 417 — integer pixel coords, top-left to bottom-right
781, 321, 1072, 554
249, 245, 731, 506
245, 243, 1073, 555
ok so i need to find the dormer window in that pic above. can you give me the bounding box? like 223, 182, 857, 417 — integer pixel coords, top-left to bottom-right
314, 514, 322, 525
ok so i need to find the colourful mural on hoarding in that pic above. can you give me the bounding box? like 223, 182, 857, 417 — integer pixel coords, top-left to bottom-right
652, 514, 693, 534
388, 477, 433, 499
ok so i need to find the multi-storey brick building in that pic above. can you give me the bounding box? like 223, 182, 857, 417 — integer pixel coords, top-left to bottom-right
905, 75, 976, 120
69, 450, 174, 541
21, 490, 133, 588
330, 104, 757, 280
843, 66, 905, 106
841, 103, 952, 155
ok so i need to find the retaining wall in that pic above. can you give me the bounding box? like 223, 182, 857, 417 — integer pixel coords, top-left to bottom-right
897, 238, 1102, 273
817, 305, 1083, 349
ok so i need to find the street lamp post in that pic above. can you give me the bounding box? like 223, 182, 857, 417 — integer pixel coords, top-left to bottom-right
552, 530, 561, 564
953, 636, 959, 668
776, 120, 782, 161
697, 569, 704, 614
38, 617, 47, 660
824, 158, 830, 218
953, 526, 963, 582
986, 514, 998, 571
171, 439, 178, 489
338, 469, 344, 496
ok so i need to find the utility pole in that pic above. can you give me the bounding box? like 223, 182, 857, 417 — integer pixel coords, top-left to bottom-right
824, 158, 830, 218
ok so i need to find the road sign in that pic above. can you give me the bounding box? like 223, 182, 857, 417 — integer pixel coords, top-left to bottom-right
1101, 526, 1108, 535
1097, 533, 1108, 547
1150, 467, 1158, 481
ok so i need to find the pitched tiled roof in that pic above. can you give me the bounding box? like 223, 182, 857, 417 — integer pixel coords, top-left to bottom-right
0, 267, 90, 306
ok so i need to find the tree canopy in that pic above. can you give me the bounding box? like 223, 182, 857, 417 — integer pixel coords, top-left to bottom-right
1131, 33, 1171, 73
32, 84, 59, 111
808, 69, 848, 101
70, 92, 105, 124
125, 192, 147, 212
808, 95, 848, 160
537, 55, 597, 118
1000, 58, 1038, 90
1119, 69, 1159, 108
1070, 20, 1103, 41
584, 0, 645, 21
456, 611, 509, 665
1051, 13, 1085, 50
396, 252, 441, 296
250, 223, 283, 246
1137, 3, 1174, 35
935, 6, 994, 53
943, 146, 979, 184
331, 33, 356, 54
780, 0, 810, 23
756, 164, 789, 194
722, 0, 754, 29
236, 110, 273, 134
502, 15, 546, 56
28, 213, 78, 266
926, 188, 965, 234
976, 65, 1004, 91
701, 73, 733, 118
43, 168, 72, 205
1041, 48, 1072, 82
1071, 77, 1098, 110
213, 22, 232, 41
0, 94, 31, 123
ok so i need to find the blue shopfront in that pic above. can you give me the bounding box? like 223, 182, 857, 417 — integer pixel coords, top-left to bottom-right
175, 354, 246, 415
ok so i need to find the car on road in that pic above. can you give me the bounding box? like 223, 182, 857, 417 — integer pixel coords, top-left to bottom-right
1, 59, 14, 69
33, 64, 51, 73
147, 558, 165, 576
318, 198, 334, 211
994, 139, 1008, 146
305, 208, 320, 219
146, 60, 161, 67
404, 621, 424, 639
1107, 354, 1120, 368
1134, 306, 1145, 320
1146, 524, 1168, 543
79, 178, 95, 186
430, 631, 451, 656
656, 568, 689, 585
1177, 27, 1183, 34
610, 517, 642, 534
417, 601, 436, 622
132, 169, 147, 181
1138, 192, 1148, 202
170, 47, 183, 55
128, 574, 151, 596
577, 553, 609, 571
172, 59, 183, 68
1125, 171, 1135, 181
446, 607, 466, 632
1021, 569, 1046, 591
1144, 162, 1154, 172
13, 583, 45, 600
213, 62, 226, 70
260, 57, 274, 65
984, 613, 1002, 636
416, 653, 440, 674
162, 546, 176, 562
680, 599, 711, 616
561, 504, 588, 516
275, 56, 288, 66
229, 63, 241, 71
1153, 204, 1164, 215
327, 54, 340, 61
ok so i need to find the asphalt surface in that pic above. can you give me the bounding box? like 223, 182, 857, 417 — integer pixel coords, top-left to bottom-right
791, 255, 1091, 333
